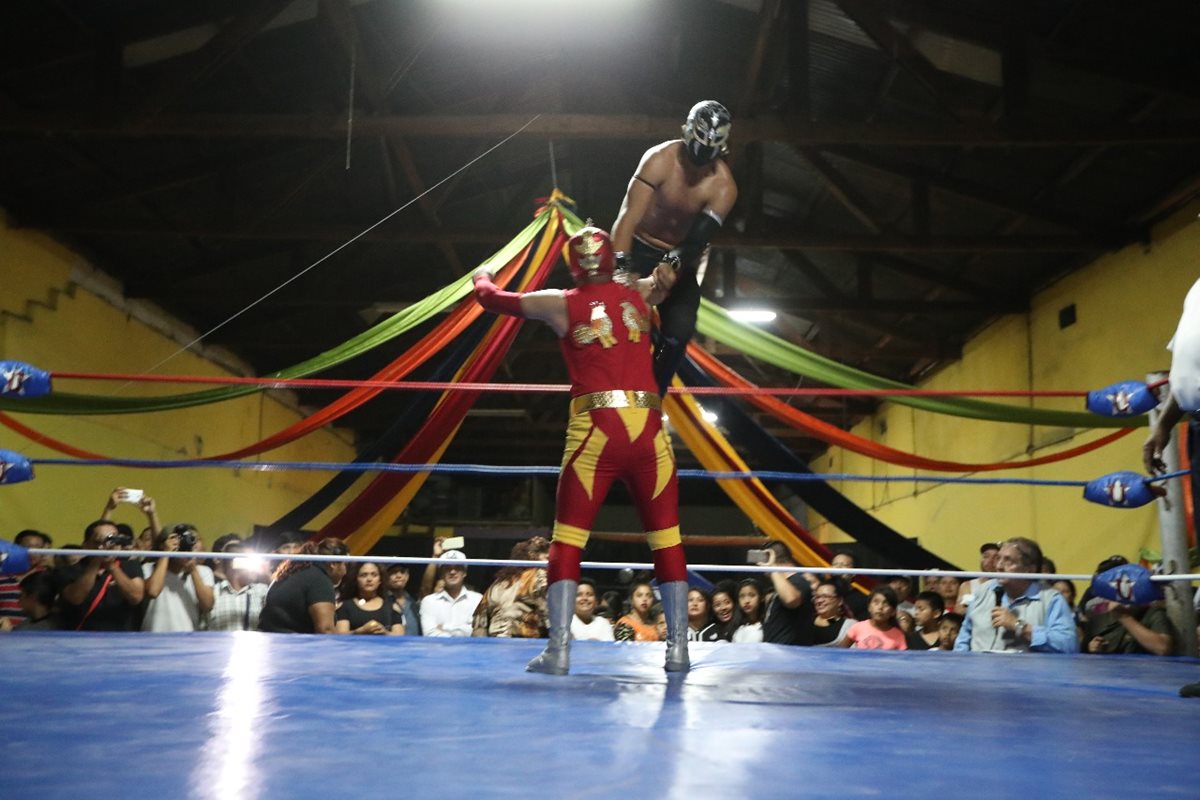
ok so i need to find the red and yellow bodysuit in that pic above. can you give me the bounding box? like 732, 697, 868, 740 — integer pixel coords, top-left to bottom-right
548, 281, 685, 584
474, 224, 692, 673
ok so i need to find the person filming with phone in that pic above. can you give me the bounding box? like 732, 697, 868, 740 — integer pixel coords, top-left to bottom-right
758, 541, 816, 646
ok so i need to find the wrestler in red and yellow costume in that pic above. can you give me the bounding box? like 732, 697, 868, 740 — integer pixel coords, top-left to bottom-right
473, 224, 690, 675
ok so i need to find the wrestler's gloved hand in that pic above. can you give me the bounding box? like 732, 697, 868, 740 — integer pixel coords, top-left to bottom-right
1082, 471, 1163, 508
1090, 562, 1162, 606
1086, 381, 1159, 417
471, 270, 524, 317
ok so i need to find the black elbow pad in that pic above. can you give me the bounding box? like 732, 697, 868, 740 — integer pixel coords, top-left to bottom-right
680, 211, 723, 258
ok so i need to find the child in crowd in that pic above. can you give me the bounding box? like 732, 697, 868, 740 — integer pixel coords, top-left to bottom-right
839, 586, 907, 650
686, 587, 713, 641
937, 613, 964, 651
1051, 579, 1077, 609
614, 580, 661, 642
732, 578, 764, 643
905, 591, 944, 650
707, 581, 740, 641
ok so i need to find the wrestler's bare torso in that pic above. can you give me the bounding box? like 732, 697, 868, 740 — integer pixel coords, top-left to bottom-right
612, 140, 737, 253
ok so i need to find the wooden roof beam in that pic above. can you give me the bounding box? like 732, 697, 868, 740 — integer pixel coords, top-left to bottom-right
6, 111, 1200, 147
824, 145, 1142, 241
735, 0, 784, 118
320, 0, 463, 280
798, 148, 886, 234
135, 0, 295, 118
18, 217, 1120, 252
834, 0, 978, 120
878, 0, 1200, 105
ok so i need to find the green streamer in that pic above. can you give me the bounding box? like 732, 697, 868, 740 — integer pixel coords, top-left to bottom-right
696, 299, 1140, 429
3, 211, 552, 415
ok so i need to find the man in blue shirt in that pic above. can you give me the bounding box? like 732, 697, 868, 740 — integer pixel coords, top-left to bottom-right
954, 537, 1078, 653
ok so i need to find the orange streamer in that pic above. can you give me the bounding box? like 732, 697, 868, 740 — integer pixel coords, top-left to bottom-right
687, 345, 1136, 472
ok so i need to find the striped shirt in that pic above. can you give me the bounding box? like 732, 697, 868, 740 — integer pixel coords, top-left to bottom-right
207, 580, 269, 632
0, 575, 23, 622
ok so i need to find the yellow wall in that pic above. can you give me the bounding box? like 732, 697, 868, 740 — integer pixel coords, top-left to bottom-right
813, 203, 1200, 574
0, 213, 357, 543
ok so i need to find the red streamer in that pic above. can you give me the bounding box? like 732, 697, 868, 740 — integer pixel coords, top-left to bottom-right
687, 345, 1137, 472
318, 228, 567, 538
0, 243, 533, 463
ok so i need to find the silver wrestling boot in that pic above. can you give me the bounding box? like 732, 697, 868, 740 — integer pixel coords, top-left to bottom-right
526, 579, 577, 676
659, 580, 691, 673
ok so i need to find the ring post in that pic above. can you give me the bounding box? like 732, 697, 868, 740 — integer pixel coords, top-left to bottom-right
1149, 371, 1198, 656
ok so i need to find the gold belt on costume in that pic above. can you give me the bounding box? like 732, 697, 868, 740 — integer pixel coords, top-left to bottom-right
569, 390, 661, 416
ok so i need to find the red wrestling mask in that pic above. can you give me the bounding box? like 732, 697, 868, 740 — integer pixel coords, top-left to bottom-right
564, 224, 616, 286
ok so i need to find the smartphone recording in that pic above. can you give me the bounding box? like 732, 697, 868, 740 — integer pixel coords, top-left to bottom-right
746, 549, 770, 565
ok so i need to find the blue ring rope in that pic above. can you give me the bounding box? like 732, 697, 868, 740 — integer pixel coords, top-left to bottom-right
28, 458, 1189, 489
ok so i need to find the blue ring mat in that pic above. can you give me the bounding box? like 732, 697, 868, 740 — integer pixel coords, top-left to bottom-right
3, 633, 1198, 799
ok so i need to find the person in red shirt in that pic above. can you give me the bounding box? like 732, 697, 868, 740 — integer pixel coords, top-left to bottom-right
473, 224, 688, 675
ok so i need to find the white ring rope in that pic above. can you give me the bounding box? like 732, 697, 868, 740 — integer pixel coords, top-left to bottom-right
27, 548, 1199, 583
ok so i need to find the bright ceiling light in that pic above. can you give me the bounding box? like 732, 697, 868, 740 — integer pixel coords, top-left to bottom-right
699, 406, 719, 424
729, 309, 776, 323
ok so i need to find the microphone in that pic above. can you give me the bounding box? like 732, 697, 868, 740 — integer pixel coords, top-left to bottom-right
994, 585, 1005, 607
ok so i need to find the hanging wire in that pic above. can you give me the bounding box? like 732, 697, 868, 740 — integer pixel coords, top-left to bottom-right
115, 114, 542, 385
345, 42, 357, 171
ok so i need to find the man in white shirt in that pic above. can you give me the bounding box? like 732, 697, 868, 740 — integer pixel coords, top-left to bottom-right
1145, 278, 1200, 697
1146, 278, 1200, 468
570, 578, 614, 641
142, 523, 215, 632
419, 550, 481, 637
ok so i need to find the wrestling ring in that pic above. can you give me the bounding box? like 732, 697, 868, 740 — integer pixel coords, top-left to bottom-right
2, 200, 1199, 799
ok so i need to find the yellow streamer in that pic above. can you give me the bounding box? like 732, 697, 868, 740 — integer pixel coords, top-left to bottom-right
663, 383, 830, 568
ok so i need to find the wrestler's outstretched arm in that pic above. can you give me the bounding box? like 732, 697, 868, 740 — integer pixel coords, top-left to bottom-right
472, 269, 569, 337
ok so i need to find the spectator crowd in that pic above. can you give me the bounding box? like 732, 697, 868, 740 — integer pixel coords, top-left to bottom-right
0, 488, 1186, 663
